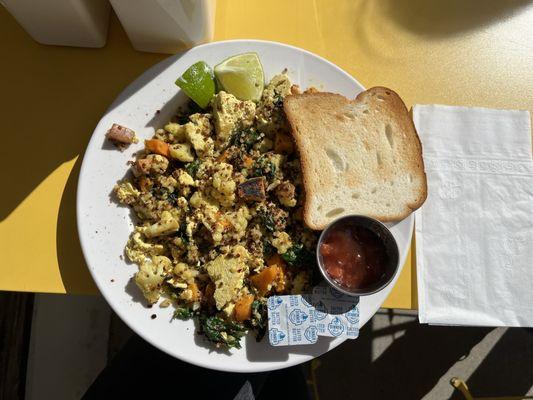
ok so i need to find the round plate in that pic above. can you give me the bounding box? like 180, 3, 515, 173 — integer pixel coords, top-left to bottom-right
77, 39, 413, 373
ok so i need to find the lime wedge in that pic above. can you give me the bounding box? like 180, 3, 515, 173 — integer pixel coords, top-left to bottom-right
214, 53, 264, 101
175, 61, 215, 109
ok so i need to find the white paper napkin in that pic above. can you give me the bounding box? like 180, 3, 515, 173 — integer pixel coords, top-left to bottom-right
413, 105, 533, 327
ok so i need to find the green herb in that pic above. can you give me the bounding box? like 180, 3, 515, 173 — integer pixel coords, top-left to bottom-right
250, 300, 267, 342
273, 93, 284, 108
281, 244, 315, 267
259, 209, 275, 233
177, 222, 189, 245
243, 129, 260, 151
262, 239, 275, 258
185, 159, 201, 178
230, 128, 261, 152
173, 307, 194, 320
167, 191, 178, 205
251, 156, 276, 181
199, 315, 247, 349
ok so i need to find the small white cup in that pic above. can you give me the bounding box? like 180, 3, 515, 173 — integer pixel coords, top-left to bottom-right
110, 0, 216, 54
1, 0, 110, 48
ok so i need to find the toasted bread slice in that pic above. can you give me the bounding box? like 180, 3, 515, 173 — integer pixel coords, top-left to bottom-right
284, 87, 427, 230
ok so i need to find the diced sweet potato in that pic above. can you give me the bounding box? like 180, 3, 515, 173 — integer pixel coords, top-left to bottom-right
145, 139, 170, 157
242, 155, 254, 168
233, 294, 254, 322
267, 254, 288, 292
215, 211, 232, 229
188, 282, 201, 302
237, 177, 266, 202
250, 265, 280, 295
217, 149, 231, 163
275, 263, 288, 292
267, 253, 287, 268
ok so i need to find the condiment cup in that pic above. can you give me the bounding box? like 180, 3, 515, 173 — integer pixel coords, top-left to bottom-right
316, 215, 400, 296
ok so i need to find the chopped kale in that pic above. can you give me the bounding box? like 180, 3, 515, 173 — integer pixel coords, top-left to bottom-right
262, 239, 276, 258
250, 300, 268, 342
281, 244, 316, 267
176, 222, 189, 245
170, 221, 188, 243
251, 156, 276, 181
230, 128, 261, 152
199, 315, 247, 349
273, 93, 284, 108
167, 191, 179, 205
150, 186, 174, 202
259, 209, 276, 233
185, 159, 201, 178
173, 306, 194, 320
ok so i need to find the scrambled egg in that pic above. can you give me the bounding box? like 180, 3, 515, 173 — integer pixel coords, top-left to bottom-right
114, 73, 318, 348
115, 182, 140, 205
206, 246, 249, 311
213, 91, 256, 144
272, 231, 292, 254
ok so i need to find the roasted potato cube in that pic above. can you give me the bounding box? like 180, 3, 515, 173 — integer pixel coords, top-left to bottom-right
132, 158, 152, 177
106, 123, 138, 144
275, 181, 297, 207
237, 177, 266, 202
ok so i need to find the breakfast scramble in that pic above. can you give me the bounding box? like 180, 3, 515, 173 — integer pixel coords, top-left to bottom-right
112, 73, 319, 348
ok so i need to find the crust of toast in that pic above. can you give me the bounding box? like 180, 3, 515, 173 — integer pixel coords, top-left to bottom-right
284, 87, 427, 230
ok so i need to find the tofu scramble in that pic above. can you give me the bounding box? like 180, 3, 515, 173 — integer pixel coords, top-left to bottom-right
113, 73, 319, 349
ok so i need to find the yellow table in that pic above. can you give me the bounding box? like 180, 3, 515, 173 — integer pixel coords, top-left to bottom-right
1, 1, 532, 310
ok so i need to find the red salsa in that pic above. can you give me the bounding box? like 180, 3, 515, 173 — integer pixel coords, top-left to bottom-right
320, 224, 388, 289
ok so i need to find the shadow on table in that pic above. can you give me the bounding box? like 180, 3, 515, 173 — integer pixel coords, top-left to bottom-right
315, 309, 533, 399
56, 157, 96, 293
0, 10, 167, 222
315, 311, 493, 399
448, 328, 533, 400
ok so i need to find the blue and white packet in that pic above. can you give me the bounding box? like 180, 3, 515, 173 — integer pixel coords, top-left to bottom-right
267, 285, 359, 346
312, 285, 360, 339
267, 295, 317, 346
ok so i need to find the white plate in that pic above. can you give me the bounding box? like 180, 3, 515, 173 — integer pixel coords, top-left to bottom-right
77, 39, 413, 372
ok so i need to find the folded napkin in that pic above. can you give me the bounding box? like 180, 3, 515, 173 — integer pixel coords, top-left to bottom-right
413, 105, 533, 327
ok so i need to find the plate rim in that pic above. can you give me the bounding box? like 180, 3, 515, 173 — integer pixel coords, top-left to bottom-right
76, 38, 413, 372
